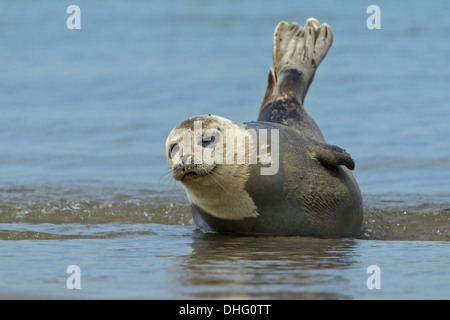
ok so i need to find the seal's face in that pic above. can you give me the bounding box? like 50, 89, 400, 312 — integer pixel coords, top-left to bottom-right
167, 130, 218, 183
166, 115, 229, 183
165, 115, 259, 220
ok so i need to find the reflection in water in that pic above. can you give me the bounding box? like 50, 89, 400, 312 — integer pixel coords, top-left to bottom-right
178, 233, 360, 299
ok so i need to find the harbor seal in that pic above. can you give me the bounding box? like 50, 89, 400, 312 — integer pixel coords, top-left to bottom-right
165, 18, 363, 238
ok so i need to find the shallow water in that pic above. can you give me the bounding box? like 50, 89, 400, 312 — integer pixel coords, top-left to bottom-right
0, 0, 449, 299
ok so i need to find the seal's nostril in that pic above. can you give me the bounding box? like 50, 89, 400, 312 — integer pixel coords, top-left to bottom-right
181, 153, 191, 164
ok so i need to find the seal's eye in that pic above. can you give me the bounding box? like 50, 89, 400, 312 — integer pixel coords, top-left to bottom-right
202, 135, 215, 148
169, 143, 179, 159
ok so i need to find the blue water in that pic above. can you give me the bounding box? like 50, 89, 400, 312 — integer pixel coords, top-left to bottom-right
0, 0, 449, 299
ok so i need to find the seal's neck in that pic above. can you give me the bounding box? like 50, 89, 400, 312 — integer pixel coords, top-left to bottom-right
182, 165, 258, 220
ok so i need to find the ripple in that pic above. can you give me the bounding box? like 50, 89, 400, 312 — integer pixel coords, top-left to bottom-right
0, 185, 448, 241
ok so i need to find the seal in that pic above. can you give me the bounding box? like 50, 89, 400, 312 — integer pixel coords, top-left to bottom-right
166, 18, 363, 238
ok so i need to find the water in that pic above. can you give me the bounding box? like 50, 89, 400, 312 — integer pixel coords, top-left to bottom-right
0, 0, 449, 299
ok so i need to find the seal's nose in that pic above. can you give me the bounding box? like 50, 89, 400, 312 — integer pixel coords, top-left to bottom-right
180, 153, 192, 165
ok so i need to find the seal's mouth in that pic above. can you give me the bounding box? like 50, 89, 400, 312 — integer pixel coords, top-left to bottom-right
180, 166, 216, 182
181, 171, 198, 181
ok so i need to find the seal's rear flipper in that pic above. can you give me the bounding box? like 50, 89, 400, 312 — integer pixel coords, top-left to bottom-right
257, 18, 333, 138
307, 144, 355, 170
274, 19, 333, 103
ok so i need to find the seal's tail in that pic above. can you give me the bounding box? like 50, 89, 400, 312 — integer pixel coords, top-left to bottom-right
259, 18, 333, 112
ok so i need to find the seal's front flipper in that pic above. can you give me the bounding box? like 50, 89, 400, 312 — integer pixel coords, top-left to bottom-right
307, 144, 355, 170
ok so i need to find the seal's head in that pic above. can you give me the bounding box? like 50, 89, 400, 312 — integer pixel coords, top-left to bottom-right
166, 115, 222, 183
165, 115, 258, 220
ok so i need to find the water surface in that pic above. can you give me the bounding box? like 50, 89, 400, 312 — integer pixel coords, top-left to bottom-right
0, 0, 449, 299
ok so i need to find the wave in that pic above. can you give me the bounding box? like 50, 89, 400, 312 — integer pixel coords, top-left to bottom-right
0, 185, 448, 241
360, 193, 449, 241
